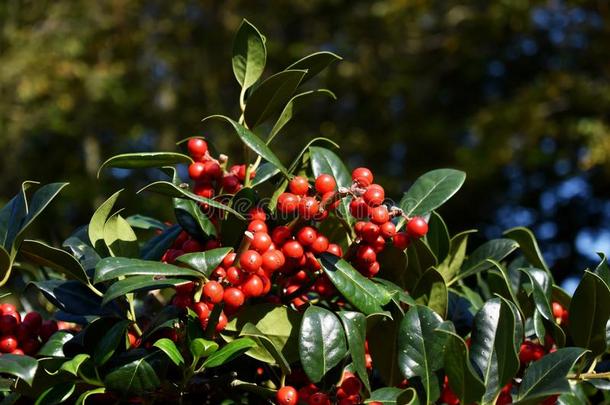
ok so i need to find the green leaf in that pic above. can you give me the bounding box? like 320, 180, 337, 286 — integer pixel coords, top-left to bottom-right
176, 247, 233, 278
456, 238, 519, 283
244, 70, 307, 129
75, 388, 106, 405
102, 276, 188, 305
374, 278, 416, 313
224, 304, 302, 364
174, 198, 217, 238
320, 253, 391, 315
405, 238, 437, 290
104, 356, 160, 395
377, 246, 409, 289
126, 215, 167, 231
437, 330, 485, 404
368, 314, 403, 386
338, 311, 370, 392
138, 180, 246, 219
38, 330, 74, 357
425, 211, 450, 263
97, 152, 192, 177
189, 338, 218, 359
299, 306, 348, 383
286, 51, 342, 83
0, 355, 38, 386
94, 257, 203, 283
18, 239, 88, 284
504, 226, 550, 273
201, 115, 289, 177
232, 19, 266, 90
103, 214, 139, 258
239, 323, 291, 375
29, 280, 112, 316
142, 305, 184, 341
397, 305, 446, 404
94, 320, 130, 365
412, 268, 448, 318
365, 387, 419, 404
0, 246, 9, 285
469, 297, 520, 403
153, 338, 185, 366
63, 227, 101, 271
486, 262, 522, 316
0, 182, 31, 250
202, 338, 257, 368
309, 146, 353, 226
568, 271, 610, 356
268, 89, 336, 143
88, 190, 122, 254
35, 382, 75, 405
141, 224, 181, 261
399, 169, 466, 218
437, 229, 477, 283
594, 252, 610, 288
516, 347, 587, 404
251, 162, 280, 187
60, 354, 91, 376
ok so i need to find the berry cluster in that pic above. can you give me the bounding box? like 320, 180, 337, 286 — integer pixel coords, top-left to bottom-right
0, 304, 60, 356
277, 371, 366, 405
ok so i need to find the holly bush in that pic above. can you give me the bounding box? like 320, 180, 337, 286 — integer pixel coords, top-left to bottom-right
0, 19, 609, 405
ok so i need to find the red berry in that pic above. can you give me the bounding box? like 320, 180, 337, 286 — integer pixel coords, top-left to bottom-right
552, 302, 564, 319
203, 161, 222, 179
39, 320, 58, 342
352, 167, 373, 187
0, 336, 18, 353
289, 176, 310, 196
314, 174, 336, 194
321, 191, 340, 211
248, 207, 267, 222
0, 315, 17, 335
211, 267, 226, 280
341, 376, 362, 395
182, 239, 203, 253
363, 185, 384, 207
240, 250, 263, 273
365, 261, 381, 277
349, 198, 369, 219
175, 282, 195, 295
354, 221, 367, 236
251, 232, 272, 253
11, 348, 24, 356
21, 338, 40, 355
380, 221, 396, 238
187, 138, 208, 159
299, 197, 320, 219
278, 193, 300, 215
247, 220, 268, 234
310, 235, 330, 255
283, 241, 304, 260
0, 303, 17, 315
296, 227, 317, 246
406, 217, 428, 238
372, 235, 386, 253
242, 275, 264, 297
128, 332, 137, 348
262, 251, 284, 273
259, 273, 272, 295
327, 244, 343, 257
173, 294, 193, 308
222, 252, 237, 268
221, 174, 241, 193
188, 162, 206, 181
308, 392, 330, 405
276, 386, 298, 405
271, 226, 292, 245
369, 205, 389, 224
392, 232, 410, 250
362, 222, 380, 243
215, 311, 228, 332
203, 281, 224, 304
357, 245, 376, 264
226, 266, 245, 285
223, 287, 245, 309
192, 302, 211, 319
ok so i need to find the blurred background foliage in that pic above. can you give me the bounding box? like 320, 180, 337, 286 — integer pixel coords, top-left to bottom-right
1, 0, 609, 290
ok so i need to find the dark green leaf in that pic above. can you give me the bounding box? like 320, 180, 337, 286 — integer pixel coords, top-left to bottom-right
102, 276, 188, 305
457, 238, 519, 283
88, 190, 122, 254
568, 271, 610, 356
201, 115, 289, 176
202, 338, 257, 368
38, 330, 74, 357
412, 268, 448, 318
104, 356, 160, 395
399, 169, 466, 218
365, 387, 419, 404
0, 246, 9, 285
0, 355, 38, 386
103, 214, 139, 258
94, 320, 130, 365
141, 305, 184, 341
320, 253, 391, 315
0, 182, 31, 250
286, 51, 342, 83
437, 230, 477, 283
35, 382, 75, 405
75, 388, 106, 405
504, 226, 550, 273
95, 257, 202, 283
377, 246, 409, 289
232, 19, 266, 90
244, 70, 307, 129
425, 211, 450, 263
239, 323, 291, 375
405, 238, 437, 290
141, 224, 181, 261
594, 252, 610, 289
30, 280, 113, 316
251, 162, 280, 187
63, 228, 101, 271
126, 215, 167, 231
516, 347, 587, 404
18, 239, 89, 284
153, 338, 185, 366
338, 311, 370, 392
176, 247, 233, 278
189, 338, 218, 359
174, 198, 217, 239
368, 314, 404, 387
60, 354, 91, 376
299, 306, 347, 383
97, 152, 192, 177
397, 305, 446, 404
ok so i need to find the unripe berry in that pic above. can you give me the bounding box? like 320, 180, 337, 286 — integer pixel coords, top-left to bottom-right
314, 174, 336, 194
363, 185, 384, 207
240, 250, 263, 273
203, 281, 224, 304
276, 386, 298, 405
352, 167, 373, 187
187, 138, 208, 159
289, 176, 309, 196
406, 216, 428, 238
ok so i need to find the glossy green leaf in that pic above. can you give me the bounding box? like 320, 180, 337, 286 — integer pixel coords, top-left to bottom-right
176, 247, 233, 278
88, 190, 122, 254
201, 115, 289, 176
469, 297, 520, 403
405, 238, 437, 290
568, 271, 610, 356
594, 252, 610, 290
35, 382, 75, 405
239, 323, 291, 375
103, 214, 139, 258
437, 330, 485, 404
338, 311, 370, 392
425, 211, 450, 263
412, 267, 448, 318
268, 89, 336, 143
141, 305, 183, 341
374, 278, 416, 312
125, 214, 167, 231
504, 226, 550, 273
174, 198, 217, 238
368, 314, 403, 386
104, 356, 160, 395
251, 162, 280, 187
320, 253, 391, 315
0, 182, 30, 250
63, 228, 101, 271
18, 239, 88, 284
141, 224, 181, 261
30, 280, 112, 316
38, 330, 74, 357
102, 276, 188, 305
456, 238, 519, 283
138, 180, 245, 219
437, 229, 476, 283
189, 338, 219, 359
94, 257, 203, 283
60, 354, 91, 376
232, 19, 266, 90
486, 261, 521, 315
299, 306, 347, 383
75, 388, 106, 405
97, 152, 192, 177
516, 348, 587, 404
365, 387, 419, 404
94, 320, 129, 365
153, 338, 185, 366
286, 51, 342, 83
377, 246, 409, 289
0, 246, 9, 284
202, 337, 257, 368
0, 355, 38, 386
399, 169, 466, 218
397, 305, 446, 404
244, 70, 307, 128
